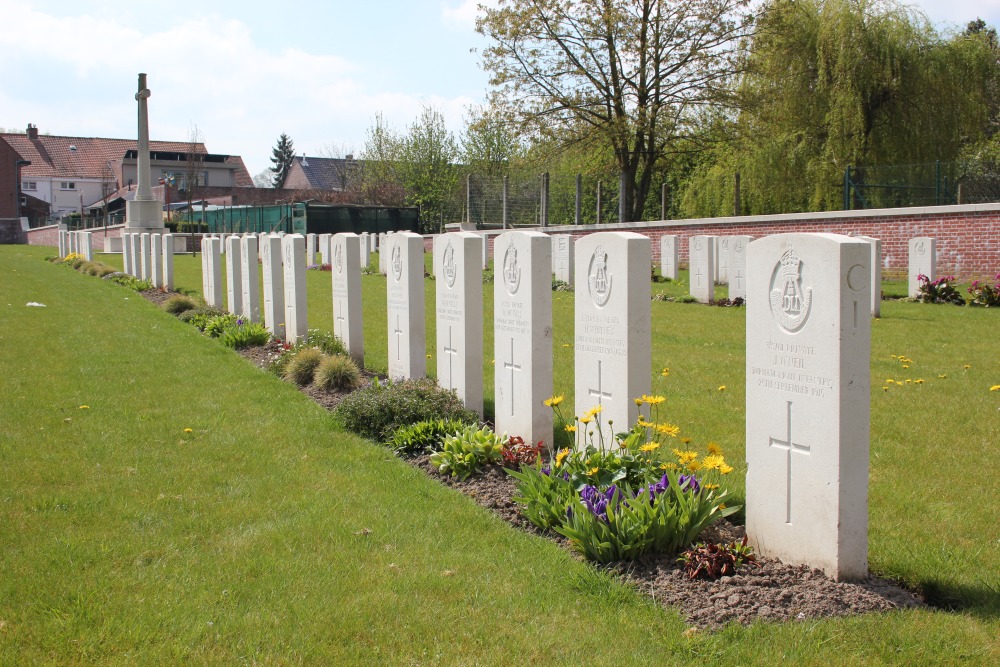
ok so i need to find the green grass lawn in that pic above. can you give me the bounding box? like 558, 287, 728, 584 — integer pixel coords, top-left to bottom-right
1, 245, 998, 664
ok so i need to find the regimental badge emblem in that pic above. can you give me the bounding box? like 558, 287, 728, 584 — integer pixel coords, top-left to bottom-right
915, 241, 926, 256
391, 244, 402, 281
693, 237, 704, 252
334, 242, 344, 274
503, 242, 521, 295
734, 240, 746, 255
442, 241, 457, 288
769, 246, 812, 332
588, 245, 612, 307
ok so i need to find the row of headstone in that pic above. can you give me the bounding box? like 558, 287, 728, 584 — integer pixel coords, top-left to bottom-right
120, 232, 174, 289
684, 235, 752, 303
58, 230, 94, 261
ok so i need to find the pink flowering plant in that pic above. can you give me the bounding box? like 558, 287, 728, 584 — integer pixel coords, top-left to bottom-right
968, 274, 1000, 307
916, 274, 965, 305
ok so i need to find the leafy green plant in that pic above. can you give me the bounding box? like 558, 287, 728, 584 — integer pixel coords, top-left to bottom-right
679, 536, 757, 580
181, 307, 225, 330
203, 313, 237, 338
162, 294, 199, 315
429, 425, 506, 480
334, 378, 478, 443
916, 274, 965, 305
552, 278, 573, 291
103, 273, 153, 291
269, 329, 349, 378
507, 463, 576, 530
218, 319, 272, 349
283, 348, 324, 385
968, 274, 1000, 307
313, 354, 361, 392
361, 263, 379, 275
388, 418, 469, 456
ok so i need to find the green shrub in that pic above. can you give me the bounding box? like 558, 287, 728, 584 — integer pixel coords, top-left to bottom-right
93, 264, 116, 278
203, 313, 237, 338
182, 308, 224, 329
388, 418, 470, 456
283, 348, 324, 386
162, 294, 199, 315
218, 319, 272, 349
267, 329, 348, 378
103, 273, 152, 291
335, 378, 479, 443
968, 274, 1000, 307
429, 425, 506, 480
313, 354, 362, 392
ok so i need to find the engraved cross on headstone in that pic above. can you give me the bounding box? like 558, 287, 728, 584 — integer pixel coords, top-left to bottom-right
335, 306, 346, 340
734, 268, 744, 291
502, 337, 522, 416
442, 325, 459, 390
694, 265, 704, 287
393, 314, 404, 361
768, 400, 811, 524
588, 359, 613, 406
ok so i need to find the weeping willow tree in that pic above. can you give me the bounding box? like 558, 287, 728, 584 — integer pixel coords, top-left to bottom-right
678, 0, 998, 216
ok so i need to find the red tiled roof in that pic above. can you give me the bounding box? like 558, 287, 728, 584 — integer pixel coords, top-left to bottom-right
225, 155, 254, 187
2, 132, 206, 182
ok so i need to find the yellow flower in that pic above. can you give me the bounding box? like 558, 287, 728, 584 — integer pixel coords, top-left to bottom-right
491, 360, 495, 365
661, 367, 670, 377
555, 448, 570, 466
183, 428, 193, 433
905, 379, 912, 384
882, 386, 889, 392
706, 442, 722, 455
580, 415, 593, 425
79, 405, 89, 410
938, 374, 947, 379
587, 467, 599, 476
890, 355, 897, 359
719, 464, 734, 475
673, 449, 698, 465
886, 379, 895, 384
646, 395, 666, 405
686, 460, 702, 473
426, 354, 432, 359
902, 365, 910, 369
639, 442, 660, 453
634, 398, 643, 406
704, 483, 720, 491
589, 405, 604, 415
718, 385, 726, 391
562, 343, 571, 348
661, 462, 679, 471
964, 364, 971, 369
543, 394, 564, 407
991, 385, 1000, 392
702, 454, 726, 470
564, 424, 577, 433
655, 423, 681, 437
915, 379, 924, 384
680, 437, 692, 445
636, 417, 653, 428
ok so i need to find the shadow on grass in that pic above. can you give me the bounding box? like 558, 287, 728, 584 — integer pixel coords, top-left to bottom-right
919, 577, 1000, 619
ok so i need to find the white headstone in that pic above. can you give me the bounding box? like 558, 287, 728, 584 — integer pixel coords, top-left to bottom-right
378, 233, 388, 275
282, 234, 308, 343
225, 235, 243, 315
659, 235, 678, 281
574, 232, 652, 433
121, 233, 131, 274
855, 236, 882, 317
240, 235, 261, 322
140, 233, 152, 281
746, 233, 871, 581
358, 234, 370, 269
689, 235, 716, 303
434, 232, 484, 415
494, 231, 553, 446
551, 234, 575, 286
386, 231, 426, 380
717, 236, 732, 283
908, 237, 936, 298
728, 235, 753, 301
306, 233, 317, 265
319, 234, 332, 266
201, 237, 223, 308
482, 235, 489, 270
332, 233, 364, 366
58, 230, 68, 258
150, 234, 163, 288
81, 232, 93, 261
162, 233, 174, 290
219, 234, 226, 254
261, 235, 285, 339
369, 232, 377, 255
130, 234, 142, 277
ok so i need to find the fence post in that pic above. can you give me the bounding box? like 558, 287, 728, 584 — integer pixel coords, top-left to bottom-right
957, 183, 963, 205
935, 160, 941, 206
466, 174, 472, 225
502, 175, 508, 229
843, 167, 851, 211
575, 173, 582, 225
540, 172, 549, 227
618, 172, 627, 223
734, 171, 741, 216
596, 180, 602, 225
661, 182, 669, 220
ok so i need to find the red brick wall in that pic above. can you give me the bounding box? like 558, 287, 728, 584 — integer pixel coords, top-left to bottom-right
26, 224, 127, 252
468, 204, 1000, 282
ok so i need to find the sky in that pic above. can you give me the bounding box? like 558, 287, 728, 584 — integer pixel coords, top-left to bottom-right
1, 0, 998, 178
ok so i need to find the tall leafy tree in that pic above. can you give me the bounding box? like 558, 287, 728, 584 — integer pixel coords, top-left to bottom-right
270, 133, 295, 189
478, 0, 754, 221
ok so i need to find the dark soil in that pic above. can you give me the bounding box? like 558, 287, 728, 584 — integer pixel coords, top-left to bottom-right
139, 288, 176, 307
142, 288, 926, 629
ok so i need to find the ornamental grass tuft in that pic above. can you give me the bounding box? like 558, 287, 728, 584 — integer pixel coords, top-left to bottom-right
312, 354, 361, 392
162, 294, 200, 315
283, 347, 324, 386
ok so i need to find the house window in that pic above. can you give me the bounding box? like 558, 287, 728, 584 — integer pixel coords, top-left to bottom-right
60, 182, 76, 190
22, 181, 36, 191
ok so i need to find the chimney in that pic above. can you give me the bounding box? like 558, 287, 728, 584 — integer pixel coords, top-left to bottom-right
27, 123, 38, 140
